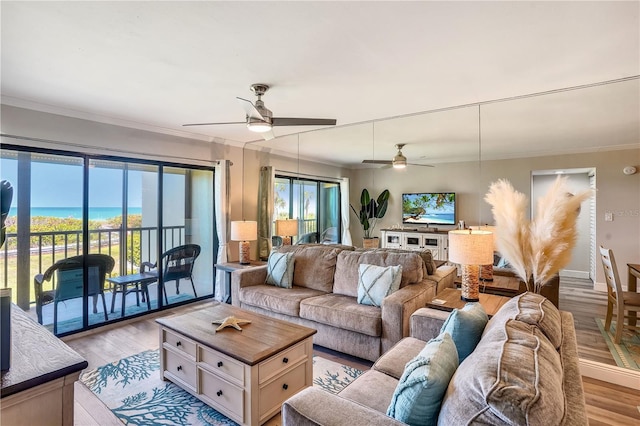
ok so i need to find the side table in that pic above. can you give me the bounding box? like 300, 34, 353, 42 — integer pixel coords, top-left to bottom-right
215, 261, 266, 304
427, 287, 511, 316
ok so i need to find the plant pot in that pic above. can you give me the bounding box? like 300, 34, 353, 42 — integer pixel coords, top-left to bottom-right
363, 237, 379, 249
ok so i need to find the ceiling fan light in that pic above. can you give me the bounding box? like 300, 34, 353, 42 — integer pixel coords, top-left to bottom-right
247, 120, 272, 133
393, 153, 407, 168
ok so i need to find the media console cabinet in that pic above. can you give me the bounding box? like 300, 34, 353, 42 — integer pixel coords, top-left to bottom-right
0, 304, 87, 426
156, 303, 316, 426
380, 228, 450, 261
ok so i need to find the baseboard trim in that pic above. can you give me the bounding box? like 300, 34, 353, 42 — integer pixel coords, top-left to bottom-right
560, 269, 590, 279
580, 358, 640, 390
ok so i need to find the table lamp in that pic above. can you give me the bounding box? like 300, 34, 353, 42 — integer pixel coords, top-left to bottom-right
470, 225, 497, 281
448, 229, 494, 302
275, 219, 299, 245
231, 220, 257, 265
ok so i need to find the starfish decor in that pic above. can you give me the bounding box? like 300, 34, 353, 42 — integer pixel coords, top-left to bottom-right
212, 316, 252, 331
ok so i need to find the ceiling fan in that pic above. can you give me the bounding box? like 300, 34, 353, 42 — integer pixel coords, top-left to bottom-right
183, 83, 337, 141
362, 144, 435, 169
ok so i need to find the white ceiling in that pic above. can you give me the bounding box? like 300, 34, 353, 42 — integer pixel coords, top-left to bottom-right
1, 1, 639, 167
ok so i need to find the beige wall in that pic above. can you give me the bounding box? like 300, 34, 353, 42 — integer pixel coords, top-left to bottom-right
2, 105, 638, 286
350, 149, 640, 287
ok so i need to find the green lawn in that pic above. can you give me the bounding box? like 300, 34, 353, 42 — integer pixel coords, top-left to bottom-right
0, 246, 127, 304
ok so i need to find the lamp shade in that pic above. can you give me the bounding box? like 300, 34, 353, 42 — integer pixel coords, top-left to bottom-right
470, 225, 497, 251
448, 230, 494, 265
276, 219, 299, 236
231, 220, 257, 241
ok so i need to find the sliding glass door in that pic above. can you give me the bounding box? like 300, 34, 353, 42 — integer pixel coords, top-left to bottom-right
1, 144, 215, 336
274, 175, 341, 244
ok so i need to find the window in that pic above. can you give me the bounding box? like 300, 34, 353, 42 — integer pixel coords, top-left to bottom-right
274, 176, 340, 244
0, 144, 216, 336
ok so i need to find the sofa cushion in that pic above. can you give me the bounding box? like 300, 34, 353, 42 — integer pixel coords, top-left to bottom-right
440, 302, 488, 362
387, 333, 458, 426
357, 264, 402, 307
334, 251, 424, 298
277, 245, 342, 292
373, 337, 426, 380
265, 251, 295, 288
338, 369, 399, 414
239, 285, 326, 317
439, 319, 564, 425
484, 291, 562, 349
300, 294, 382, 337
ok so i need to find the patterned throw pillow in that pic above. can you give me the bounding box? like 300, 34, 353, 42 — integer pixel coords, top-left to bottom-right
357, 264, 402, 307
387, 332, 459, 425
440, 302, 488, 363
265, 251, 295, 288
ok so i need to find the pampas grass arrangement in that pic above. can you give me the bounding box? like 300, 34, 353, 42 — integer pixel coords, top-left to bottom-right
484, 176, 593, 293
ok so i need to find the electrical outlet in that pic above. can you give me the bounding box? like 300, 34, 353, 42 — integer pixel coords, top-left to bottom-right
605, 212, 613, 222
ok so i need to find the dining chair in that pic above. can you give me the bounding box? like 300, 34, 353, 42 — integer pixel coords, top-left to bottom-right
599, 245, 640, 343
34, 254, 115, 334
141, 244, 201, 304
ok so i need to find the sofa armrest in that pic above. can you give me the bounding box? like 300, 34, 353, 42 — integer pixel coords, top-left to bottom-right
410, 307, 450, 341
425, 264, 456, 294
230, 265, 268, 307
282, 387, 405, 426
380, 280, 436, 354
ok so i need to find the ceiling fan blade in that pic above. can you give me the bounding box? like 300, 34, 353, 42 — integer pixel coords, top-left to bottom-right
407, 163, 435, 168
182, 121, 245, 127
362, 160, 393, 165
261, 129, 276, 141
236, 97, 265, 120
271, 117, 337, 127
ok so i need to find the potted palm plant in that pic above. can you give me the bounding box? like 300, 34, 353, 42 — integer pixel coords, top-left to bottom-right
351, 188, 390, 248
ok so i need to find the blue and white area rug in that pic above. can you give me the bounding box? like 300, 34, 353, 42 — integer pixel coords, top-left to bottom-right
595, 318, 640, 371
80, 349, 363, 425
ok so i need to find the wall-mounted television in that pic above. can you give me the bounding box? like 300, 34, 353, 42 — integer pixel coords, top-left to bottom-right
402, 192, 456, 225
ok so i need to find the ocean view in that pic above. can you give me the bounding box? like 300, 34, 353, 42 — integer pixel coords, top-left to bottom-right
8, 207, 142, 221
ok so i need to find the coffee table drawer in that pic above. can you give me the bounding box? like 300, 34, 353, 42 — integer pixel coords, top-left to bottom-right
259, 361, 307, 418
164, 349, 196, 390
163, 328, 197, 358
259, 340, 307, 383
200, 368, 244, 419
199, 346, 244, 385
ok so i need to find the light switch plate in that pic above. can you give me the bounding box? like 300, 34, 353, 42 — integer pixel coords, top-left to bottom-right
605, 212, 613, 222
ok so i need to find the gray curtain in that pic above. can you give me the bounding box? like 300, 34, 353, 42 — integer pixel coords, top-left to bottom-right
257, 166, 274, 260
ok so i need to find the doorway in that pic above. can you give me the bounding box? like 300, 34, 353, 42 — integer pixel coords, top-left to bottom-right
531, 168, 596, 283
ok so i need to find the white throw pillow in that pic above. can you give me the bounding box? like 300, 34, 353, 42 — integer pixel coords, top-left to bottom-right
357, 264, 402, 307
266, 251, 295, 288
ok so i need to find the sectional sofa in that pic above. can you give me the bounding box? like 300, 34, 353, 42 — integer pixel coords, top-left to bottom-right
282, 292, 587, 425
231, 244, 456, 361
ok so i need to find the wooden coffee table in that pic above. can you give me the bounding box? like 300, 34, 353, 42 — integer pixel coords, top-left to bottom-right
156, 303, 316, 426
427, 287, 511, 317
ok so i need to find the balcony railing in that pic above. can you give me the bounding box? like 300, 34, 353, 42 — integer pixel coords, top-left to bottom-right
0, 225, 186, 304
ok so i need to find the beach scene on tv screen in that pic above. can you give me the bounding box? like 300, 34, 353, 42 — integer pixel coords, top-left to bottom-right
402, 193, 455, 225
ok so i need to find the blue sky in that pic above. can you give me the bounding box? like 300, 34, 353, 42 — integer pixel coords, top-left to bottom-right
1, 158, 142, 207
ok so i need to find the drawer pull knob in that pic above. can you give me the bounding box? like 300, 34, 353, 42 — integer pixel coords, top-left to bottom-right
282, 384, 288, 390
176, 341, 182, 347
177, 365, 182, 371
216, 390, 223, 397
283, 357, 289, 364
217, 361, 223, 368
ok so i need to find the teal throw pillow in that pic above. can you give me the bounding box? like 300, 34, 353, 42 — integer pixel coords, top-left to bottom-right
265, 251, 294, 288
440, 302, 488, 363
357, 264, 402, 307
387, 332, 459, 425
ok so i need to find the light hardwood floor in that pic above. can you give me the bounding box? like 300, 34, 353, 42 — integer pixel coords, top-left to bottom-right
65, 299, 640, 426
